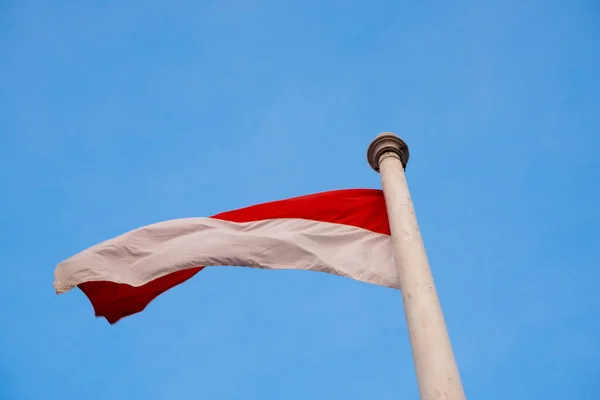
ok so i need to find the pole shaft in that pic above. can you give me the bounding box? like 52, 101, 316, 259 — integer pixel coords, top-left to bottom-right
377, 151, 466, 400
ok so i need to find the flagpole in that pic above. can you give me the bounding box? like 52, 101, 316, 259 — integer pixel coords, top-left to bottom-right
367, 132, 466, 400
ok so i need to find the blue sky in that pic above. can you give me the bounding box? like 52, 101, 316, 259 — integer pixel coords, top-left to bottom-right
1, 0, 599, 398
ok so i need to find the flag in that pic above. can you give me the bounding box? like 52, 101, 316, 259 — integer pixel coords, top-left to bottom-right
54, 189, 398, 323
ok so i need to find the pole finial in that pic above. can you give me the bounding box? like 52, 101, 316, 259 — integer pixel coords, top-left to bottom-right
367, 132, 409, 172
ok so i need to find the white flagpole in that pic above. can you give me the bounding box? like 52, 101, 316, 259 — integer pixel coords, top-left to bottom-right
367, 132, 466, 400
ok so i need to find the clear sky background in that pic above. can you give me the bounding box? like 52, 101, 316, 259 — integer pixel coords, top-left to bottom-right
1, 1, 599, 399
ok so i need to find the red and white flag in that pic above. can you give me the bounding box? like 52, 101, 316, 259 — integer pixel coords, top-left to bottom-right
54, 189, 398, 323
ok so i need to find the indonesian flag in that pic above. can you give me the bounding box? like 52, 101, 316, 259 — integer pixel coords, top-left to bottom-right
54, 189, 398, 323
